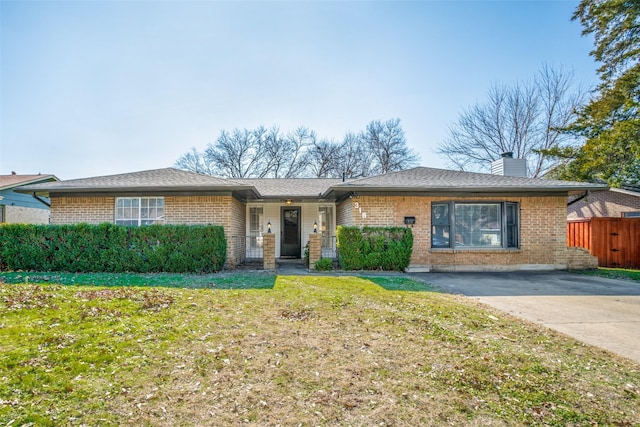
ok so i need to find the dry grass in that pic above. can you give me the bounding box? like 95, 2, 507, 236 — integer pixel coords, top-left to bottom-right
1, 275, 638, 426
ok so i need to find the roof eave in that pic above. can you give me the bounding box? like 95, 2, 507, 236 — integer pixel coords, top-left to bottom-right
15, 184, 260, 198
326, 183, 609, 198
0, 175, 59, 192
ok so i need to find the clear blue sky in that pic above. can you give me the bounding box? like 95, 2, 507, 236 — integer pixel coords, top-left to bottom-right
1, 0, 597, 180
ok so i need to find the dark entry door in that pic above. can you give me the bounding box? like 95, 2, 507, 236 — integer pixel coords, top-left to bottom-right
281, 207, 301, 258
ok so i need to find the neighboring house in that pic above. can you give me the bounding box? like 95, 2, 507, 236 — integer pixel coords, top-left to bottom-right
568, 187, 640, 219
567, 187, 640, 269
17, 167, 605, 271
0, 172, 58, 224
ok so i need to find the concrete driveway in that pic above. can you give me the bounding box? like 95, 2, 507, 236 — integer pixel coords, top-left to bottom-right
409, 271, 640, 364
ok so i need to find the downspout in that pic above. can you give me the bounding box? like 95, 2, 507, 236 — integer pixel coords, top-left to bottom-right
32, 193, 51, 208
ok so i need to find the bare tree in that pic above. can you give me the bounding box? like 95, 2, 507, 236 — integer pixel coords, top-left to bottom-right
336, 132, 373, 178
263, 127, 315, 178
174, 147, 217, 175
438, 65, 586, 177
203, 127, 270, 178
300, 139, 341, 178
175, 119, 420, 178
361, 118, 419, 175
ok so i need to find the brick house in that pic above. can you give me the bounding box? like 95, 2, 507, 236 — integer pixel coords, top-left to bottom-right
568, 187, 640, 219
18, 167, 605, 271
0, 173, 58, 224
567, 187, 640, 269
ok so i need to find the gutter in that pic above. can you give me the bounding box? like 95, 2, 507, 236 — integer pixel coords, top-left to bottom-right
567, 191, 588, 206
31, 193, 51, 208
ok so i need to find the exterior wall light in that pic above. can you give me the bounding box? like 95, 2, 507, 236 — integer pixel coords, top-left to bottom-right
267, 221, 271, 233
313, 221, 318, 233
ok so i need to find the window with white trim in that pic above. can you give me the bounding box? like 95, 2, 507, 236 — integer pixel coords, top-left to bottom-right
0, 205, 4, 223
115, 197, 165, 226
431, 202, 519, 249
249, 206, 264, 248
318, 206, 334, 243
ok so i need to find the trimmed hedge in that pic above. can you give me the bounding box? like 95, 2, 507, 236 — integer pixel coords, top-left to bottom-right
336, 226, 413, 271
0, 223, 226, 273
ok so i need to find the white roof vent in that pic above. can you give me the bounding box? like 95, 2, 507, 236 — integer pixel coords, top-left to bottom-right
491, 152, 527, 177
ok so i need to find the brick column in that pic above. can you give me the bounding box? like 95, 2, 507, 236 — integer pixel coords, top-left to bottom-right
308, 233, 322, 270
263, 233, 276, 270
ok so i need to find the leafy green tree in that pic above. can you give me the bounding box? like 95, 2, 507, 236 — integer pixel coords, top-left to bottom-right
548, 0, 640, 186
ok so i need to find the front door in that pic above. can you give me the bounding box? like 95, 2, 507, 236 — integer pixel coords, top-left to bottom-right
281, 207, 301, 258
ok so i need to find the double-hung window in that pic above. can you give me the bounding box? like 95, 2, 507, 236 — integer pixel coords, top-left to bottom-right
431, 202, 519, 249
115, 197, 165, 226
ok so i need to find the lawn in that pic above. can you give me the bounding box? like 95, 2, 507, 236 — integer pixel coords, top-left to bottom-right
0, 271, 276, 289
579, 267, 640, 282
1, 275, 638, 426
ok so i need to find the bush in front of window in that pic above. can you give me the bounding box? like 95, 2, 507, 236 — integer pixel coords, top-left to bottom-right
0, 223, 226, 273
336, 226, 413, 271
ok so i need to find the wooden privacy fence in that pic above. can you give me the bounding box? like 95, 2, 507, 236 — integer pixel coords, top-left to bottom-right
567, 217, 640, 269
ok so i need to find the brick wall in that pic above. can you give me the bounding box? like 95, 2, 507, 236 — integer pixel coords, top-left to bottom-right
336, 200, 353, 226
566, 247, 599, 270
50, 193, 571, 271
337, 194, 569, 271
50, 197, 114, 224
262, 233, 275, 270
308, 233, 322, 270
229, 197, 246, 267
165, 195, 245, 265
51, 195, 247, 267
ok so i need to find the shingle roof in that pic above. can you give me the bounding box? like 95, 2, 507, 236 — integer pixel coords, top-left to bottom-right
0, 174, 58, 191
17, 168, 255, 194
326, 167, 607, 195
16, 166, 607, 199
235, 178, 344, 198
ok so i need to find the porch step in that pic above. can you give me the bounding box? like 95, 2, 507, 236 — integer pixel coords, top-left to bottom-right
235, 259, 264, 270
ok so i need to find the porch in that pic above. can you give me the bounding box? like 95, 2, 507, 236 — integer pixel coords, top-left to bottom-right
231, 234, 337, 270
244, 234, 337, 259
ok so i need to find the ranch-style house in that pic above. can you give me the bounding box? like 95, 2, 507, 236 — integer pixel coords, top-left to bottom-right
18, 163, 606, 271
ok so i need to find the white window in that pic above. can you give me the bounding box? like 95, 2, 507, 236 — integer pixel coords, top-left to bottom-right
431, 202, 519, 249
0, 205, 4, 223
319, 206, 336, 258
318, 206, 334, 244
249, 207, 264, 249
115, 197, 165, 226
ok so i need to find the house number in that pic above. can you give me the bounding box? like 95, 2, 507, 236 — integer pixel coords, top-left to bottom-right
354, 202, 366, 219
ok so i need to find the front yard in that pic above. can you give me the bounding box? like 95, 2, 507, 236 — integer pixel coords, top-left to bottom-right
1, 274, 638, 426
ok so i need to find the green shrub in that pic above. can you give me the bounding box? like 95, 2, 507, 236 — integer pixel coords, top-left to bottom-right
336, 226, 364, 270
337, 225, 413, 271
314, 257, 333, 271
0, 223, 226, 273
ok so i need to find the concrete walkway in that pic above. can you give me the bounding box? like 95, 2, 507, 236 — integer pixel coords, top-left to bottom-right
409, 271, 640, 364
